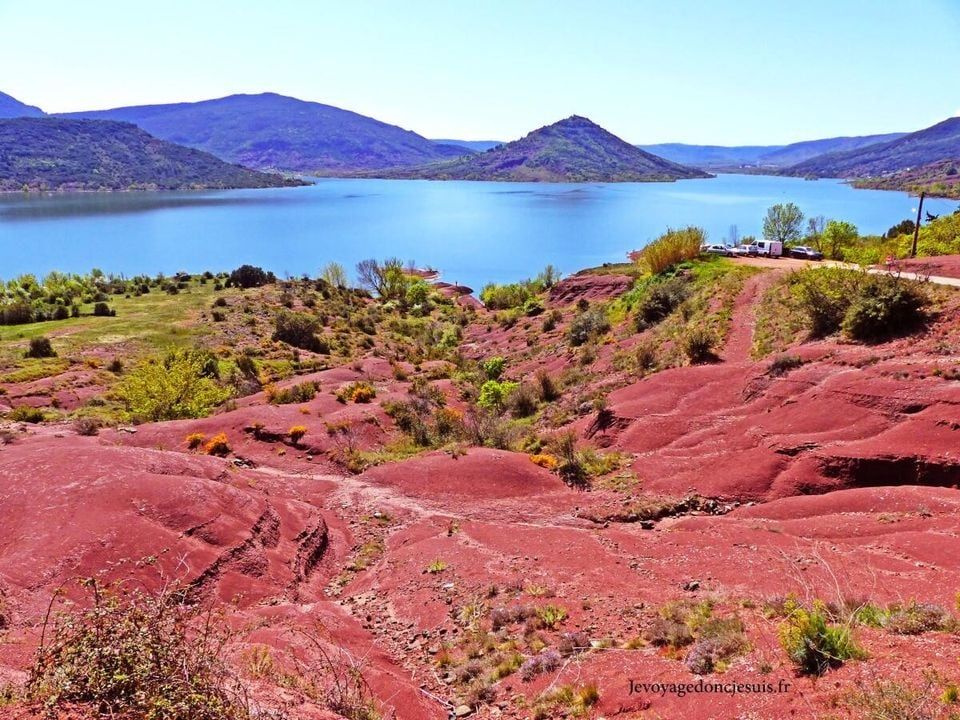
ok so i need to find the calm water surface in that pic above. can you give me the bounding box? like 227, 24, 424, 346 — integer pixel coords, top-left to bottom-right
0, 175, 955, 289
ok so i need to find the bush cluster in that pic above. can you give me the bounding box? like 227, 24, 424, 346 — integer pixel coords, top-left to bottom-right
635, 227, 706, 275
791, 269, 928, 341
778, 599, 865, 675
273, 310, 330, 353
567, 308, 610, 346
27, 580, 249, 720
635, 276, 692, 328
118, 349, 230, 421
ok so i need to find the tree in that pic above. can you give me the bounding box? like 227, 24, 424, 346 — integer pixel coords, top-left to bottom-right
885, 219, 915, 239
227, 265, 275, 289
763, 203, 804, 245
356, 258, 407, 300
805, 216, 826, 251
319, 262, 348, 289
821, 220, 859, 260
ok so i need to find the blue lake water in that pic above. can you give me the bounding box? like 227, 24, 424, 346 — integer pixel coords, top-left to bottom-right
0, 175, 956, 290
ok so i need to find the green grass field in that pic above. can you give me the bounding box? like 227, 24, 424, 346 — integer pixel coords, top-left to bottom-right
0, 279, 239, 384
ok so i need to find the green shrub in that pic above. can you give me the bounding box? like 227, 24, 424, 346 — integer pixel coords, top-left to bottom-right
778, 600, 865, 675
28, 579, 248, 720
568, 308, 610, 346
335, 381, 376, 404
25, 336, 56, 359
477, 380, 519, 412
73, 417, 101, 436
92, 302, 114, 317
267, 380, 318, 405
768, 354, 803, 377
841, 277, 927, 342
7, 406, 47, 423
227, 264, 275, 289
541, 309, 562, 332
522, 297, 544, 316
480, 282, 534, 310
636, 227, 706, 275
683, 327, 717, 364
791, 268, 854, 336
1, 302, 34, 325
273, 310, 329, 353
405, 279, 431, 309
118, 349, 231, 421
884, 601, 948, 635
636, 276, 692, 328
535, 370, 561, 402
791, 269, 928, 341
507, 383, 539, 418
482, 356, 506, 380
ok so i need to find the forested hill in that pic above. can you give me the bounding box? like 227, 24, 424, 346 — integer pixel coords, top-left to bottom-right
0, 118, 303, 191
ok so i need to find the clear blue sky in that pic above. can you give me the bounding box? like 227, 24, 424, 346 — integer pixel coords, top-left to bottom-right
1, 0, 958, 145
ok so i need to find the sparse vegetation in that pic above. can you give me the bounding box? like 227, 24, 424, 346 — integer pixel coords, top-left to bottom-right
27, 579, 252, 720
634, 226, 705, 275
778, 599, 866, 675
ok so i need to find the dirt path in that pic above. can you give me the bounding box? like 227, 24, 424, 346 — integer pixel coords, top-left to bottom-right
721, 270, 780, 362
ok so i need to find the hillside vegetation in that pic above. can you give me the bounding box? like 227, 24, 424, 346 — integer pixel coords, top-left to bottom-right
0, 118, 301, 191
368, 116, 711, 182
787, 117, 960, 178
853, 158, 960, 199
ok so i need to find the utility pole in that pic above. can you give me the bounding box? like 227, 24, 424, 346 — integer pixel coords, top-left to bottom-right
910, 192, 925, 258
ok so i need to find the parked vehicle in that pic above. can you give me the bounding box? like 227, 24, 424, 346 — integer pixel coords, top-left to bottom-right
748, 239, 783, 257
730, 244, 758, 256
789, 245, 824, 260
702, 243, 732, 256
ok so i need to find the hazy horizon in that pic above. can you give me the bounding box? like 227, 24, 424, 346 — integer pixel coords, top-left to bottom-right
2, 0, 959, 145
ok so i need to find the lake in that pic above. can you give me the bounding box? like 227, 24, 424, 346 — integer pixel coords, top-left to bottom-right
0, 175, 955, 290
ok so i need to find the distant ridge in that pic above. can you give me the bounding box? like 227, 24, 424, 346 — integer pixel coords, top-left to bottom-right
431, 139, 503, 152
786, 117, 960, 178
368, 115, 710, 182
0, 117, 301, 191
0, 91, 45, 119
60, 93, 469, 174
640, 133, 906, 170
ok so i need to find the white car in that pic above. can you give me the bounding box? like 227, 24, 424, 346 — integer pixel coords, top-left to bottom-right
701, 244, 732, 257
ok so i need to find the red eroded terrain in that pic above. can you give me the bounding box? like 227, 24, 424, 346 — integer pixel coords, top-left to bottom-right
1, 259, 960, 719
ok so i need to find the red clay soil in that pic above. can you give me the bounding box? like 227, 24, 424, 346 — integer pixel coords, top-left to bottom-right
2, 269, 960, 719
897, 254, 960, 279
548, 272, 634, 304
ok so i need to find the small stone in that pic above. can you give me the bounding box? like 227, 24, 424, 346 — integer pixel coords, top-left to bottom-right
454, 704, 473, 717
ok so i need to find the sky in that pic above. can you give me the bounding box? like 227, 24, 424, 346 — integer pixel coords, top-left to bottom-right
1, 0, 958, 145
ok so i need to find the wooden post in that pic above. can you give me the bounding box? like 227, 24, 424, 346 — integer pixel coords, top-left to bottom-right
910, 192, 925, 258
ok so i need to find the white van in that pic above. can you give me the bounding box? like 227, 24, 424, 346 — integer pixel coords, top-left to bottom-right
748, 240, 783, 257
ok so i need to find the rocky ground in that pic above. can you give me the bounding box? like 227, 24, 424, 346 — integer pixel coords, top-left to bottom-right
1, 258, 959, 719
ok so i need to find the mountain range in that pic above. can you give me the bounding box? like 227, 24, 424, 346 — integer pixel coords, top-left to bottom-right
785, 117, 960, 178
0, 89, 958, 193
0, 118, 300, 191
0, 91, 44, 119
60, 93, 469, 174
368, 116, 710, 182
639, 133, 907, 170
